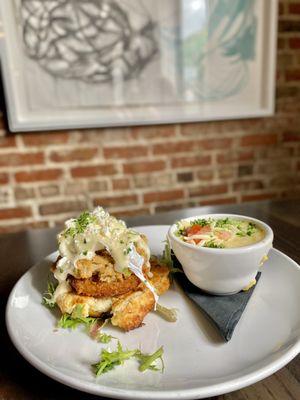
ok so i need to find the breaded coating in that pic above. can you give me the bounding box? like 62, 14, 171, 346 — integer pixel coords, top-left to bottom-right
111, 289, 155, 331
55, 253, 170, 330
111, 262, 170, 331
69, 273, 140, 298
147, 262, 170, 295
56, 292, 112, 317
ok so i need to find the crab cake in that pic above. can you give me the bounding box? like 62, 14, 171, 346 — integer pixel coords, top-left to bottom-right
111, 262, 171, 331
51, 207, 171, 331
69, 273, 140, 298
111, 290, 155, 331
56, 292, 112, 318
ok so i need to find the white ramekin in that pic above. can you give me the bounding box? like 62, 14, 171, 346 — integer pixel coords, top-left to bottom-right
168, 214, 274, 295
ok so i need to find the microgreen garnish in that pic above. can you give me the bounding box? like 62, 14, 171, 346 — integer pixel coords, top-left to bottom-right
93, 341, 138, 376
215, 218, 230, 228
64, 211, 97, 238
42, 278, 57, 308
247, 222, 257, 236
205, 240, 224, 248
161, 239, 173, 269
98, 333, 114, 344
136, 346, 164, 372
58, 305, 98, 330
93, 341, 164, 376
123, 247, 131, 255
191, 218, 210, 227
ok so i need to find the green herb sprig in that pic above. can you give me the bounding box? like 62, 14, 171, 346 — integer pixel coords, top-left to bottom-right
93, 341, 164, 376
58, 305, 99, 330
191, 218, 210, 227
205, 240, 224, 249
42, 279, 57, 308
64, 211, 97, 238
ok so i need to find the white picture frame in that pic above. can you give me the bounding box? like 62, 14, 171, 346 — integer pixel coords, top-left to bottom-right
0, 0, 278, 132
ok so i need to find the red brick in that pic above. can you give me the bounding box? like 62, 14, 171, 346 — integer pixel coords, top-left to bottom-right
279, 1, 284, 15
131, 125, 175, 140
0, 152, 44, 167
14, 187, 35, 200
196, 170, 214, 181
39, 200, 87, 216
104, 145, 148, 159
217, 151, 254, 163
112, 208, 150, 218
0, 173, 9, 184
240, 134, 278, 147
277, 38, 286, 50
39, 185, 60, 197
171, 155, 211, 168
22, 132, 69, 146
143, 189, 184, 203
181, 122, 220, 136
0, 136, 16, 148
153, 141, 195, 155
241, 193, 277, 202
289, 3, 300, 14
289, 37, 300, 49
217, 166, 235, 179
200, 197, 237, 206
50, 148, 98, 162
270, 175, 295, 188
88, 180, 108, 192
71, 164, 117, 178
0, 207, 32, 220
123, 160, 166, 174
283, 132, 300, 142
189, 184, 228, 197
112, 178, 130, 190
15, 169, 63, 183
233, 180, 264, 191
238, 165, 253, 177
198, 138, 233, 150
93, 194, 138, 207
177, 172, 193, 183
286, 69, 300, 81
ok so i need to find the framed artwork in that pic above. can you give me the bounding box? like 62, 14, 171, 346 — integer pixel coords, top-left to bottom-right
0, 0, 278, 132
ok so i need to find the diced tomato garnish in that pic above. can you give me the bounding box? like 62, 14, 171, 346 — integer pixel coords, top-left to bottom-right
186, 224, 211, 236
215, 230, 231, 240
199, 225, 212, 234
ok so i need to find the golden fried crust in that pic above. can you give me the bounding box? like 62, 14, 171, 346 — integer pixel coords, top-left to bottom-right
147, 262, 170, 296
69, 273, 140, 298
110, 263, 170, 331
56, 292, 112, 317
111, 290, 155, 331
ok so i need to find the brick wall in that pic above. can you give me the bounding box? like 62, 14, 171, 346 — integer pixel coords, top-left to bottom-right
0, 0, 299, 233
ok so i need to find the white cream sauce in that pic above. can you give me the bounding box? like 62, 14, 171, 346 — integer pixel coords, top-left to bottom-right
53, 207, 157, 302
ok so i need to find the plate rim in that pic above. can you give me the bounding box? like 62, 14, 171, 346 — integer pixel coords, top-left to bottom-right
5, 225, 300, 400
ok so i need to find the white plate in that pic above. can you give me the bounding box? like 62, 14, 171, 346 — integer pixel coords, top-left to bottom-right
6, 225, 300, 400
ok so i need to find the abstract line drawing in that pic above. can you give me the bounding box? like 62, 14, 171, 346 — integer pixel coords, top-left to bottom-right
21, 0, 158, 84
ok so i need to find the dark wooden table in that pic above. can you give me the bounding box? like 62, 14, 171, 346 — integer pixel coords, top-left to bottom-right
1, 200, 299, 400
